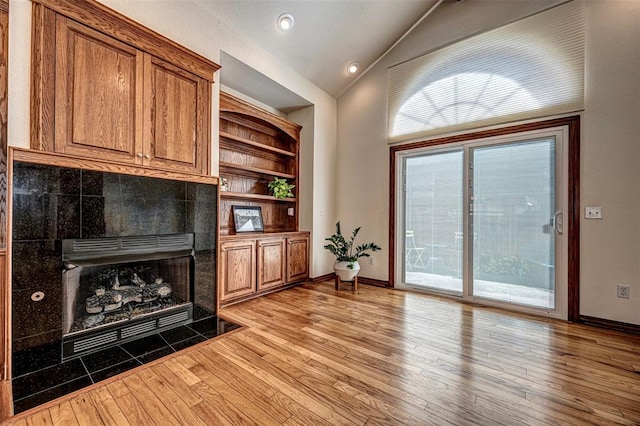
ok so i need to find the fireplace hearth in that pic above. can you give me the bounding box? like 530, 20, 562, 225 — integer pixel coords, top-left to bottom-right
62, 234, 196, 358
11, 160, 239, 414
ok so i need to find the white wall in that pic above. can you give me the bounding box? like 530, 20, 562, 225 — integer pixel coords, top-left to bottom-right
580, 0, 640, 324
7, 0, 338, 278
337, 1, 640, 325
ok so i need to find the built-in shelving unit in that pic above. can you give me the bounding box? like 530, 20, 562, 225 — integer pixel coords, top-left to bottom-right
218, 92, 301, 235
218, 92, 309, 307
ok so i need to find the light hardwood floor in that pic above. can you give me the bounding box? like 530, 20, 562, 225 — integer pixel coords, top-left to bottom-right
4, 281, 640, 425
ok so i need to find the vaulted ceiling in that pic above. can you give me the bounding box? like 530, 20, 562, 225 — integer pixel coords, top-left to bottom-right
192, 0, 568, 104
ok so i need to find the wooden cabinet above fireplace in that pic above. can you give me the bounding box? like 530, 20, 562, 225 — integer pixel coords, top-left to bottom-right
30, 0, 218, 176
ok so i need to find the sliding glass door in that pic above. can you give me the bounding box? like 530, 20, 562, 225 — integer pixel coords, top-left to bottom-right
399, 128, 567, 318
404, 150, 463, 294
470, 139, 557, 309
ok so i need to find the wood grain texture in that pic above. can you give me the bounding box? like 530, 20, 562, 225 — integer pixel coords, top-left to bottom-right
31, 0, 213, 176
287, 235, 309, 283
389, 116, 581, 320
218, 232, 310, 308
54, 16, 142, 164
219, 239, 257, 302
30, 4, 56, 152
257, 238, 287, 291
220, 92, 301, 141
0, 4, 6, 250
11, 148, 218, 185
0, 2, 6, 395
0, 376, 11, 422
0, 250, 5, 383
31, 0, 219, 81
4, 281, 640, 425
219, 91, 301, 236
145, 54, 210, 175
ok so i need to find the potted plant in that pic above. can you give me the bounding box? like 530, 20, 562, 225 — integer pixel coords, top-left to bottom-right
324, 222, 381, 281
268, 177, 295, 199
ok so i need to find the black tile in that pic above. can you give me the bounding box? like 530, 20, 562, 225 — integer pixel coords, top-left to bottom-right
13, 162, 56, 195
81, 196, 107, 238
12, 339, 61, 378
160, 325, 198, 344
113, 197, 186, 236
90, 358, 142, 383
192, 305, 215, 322
81, 345, 133, 373
136, 346, 175, 364
11, 240, 61, 291
171, 335, 206, 352
57, 168, 82, 195
120, 334, 170, 357
13, 375, 93, 415
11, 193, 49, 240
115, 174, 186, 201
189, 317, 220, 338
219, 319, 241, 334
12, 358, 86, 400
12, 286, 62, 341
191, 202, 216, 233
187, 182, 216, 203
81, 170, 105, 196
193, 230, 215, 252
55, 195, 81, 239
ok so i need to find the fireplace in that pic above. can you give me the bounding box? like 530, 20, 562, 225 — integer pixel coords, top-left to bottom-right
11, 160, 239, 413
61, 234, 196, 358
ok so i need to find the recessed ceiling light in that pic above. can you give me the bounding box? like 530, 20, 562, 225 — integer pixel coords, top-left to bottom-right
277, 13, 294, 31
347, 62, 359, 75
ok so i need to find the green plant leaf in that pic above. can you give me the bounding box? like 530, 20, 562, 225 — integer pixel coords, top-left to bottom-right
268, 177, 295, 199
324, 221, 381, 263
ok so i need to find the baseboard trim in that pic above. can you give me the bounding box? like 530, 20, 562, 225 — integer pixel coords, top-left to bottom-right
309, 273, 334, 283
357, 277, 392, 288
579, 315, 640, 335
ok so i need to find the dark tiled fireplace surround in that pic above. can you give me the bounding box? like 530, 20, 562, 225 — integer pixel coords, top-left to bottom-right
10, 161, 239, 413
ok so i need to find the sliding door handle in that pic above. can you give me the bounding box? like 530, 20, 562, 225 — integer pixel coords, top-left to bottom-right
553, 211, 563, 235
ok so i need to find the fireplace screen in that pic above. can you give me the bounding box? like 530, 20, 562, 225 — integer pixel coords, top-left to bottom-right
62, 234, 195, 357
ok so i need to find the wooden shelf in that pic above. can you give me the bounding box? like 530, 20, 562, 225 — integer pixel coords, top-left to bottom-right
220, 131, 296, 157
219, 161, 295, 179
220, 192, 296, 202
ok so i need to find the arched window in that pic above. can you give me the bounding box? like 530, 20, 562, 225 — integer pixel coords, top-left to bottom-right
393, 72, 540, 137
388, 1, 584, 143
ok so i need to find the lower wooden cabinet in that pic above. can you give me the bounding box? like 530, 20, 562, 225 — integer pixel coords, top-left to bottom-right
288, 235, 309, 283
219, 239, 256, 302
257, 238, 287, 291
219, 232, 309, 305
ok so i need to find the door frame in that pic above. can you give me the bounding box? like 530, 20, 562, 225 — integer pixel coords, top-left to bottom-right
389, 116, 580, 321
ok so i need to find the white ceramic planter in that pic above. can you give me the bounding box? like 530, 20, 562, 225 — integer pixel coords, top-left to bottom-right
333, 260, 360, 281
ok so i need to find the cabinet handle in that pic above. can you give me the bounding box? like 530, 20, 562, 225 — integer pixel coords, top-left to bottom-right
144, 154, 150, 159
137, 152, 143, 158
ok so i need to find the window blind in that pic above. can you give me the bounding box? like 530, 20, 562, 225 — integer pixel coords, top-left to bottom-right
388, 1, 584, 143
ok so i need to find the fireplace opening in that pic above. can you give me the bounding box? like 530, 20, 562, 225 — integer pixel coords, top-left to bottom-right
62, 234, 195, 358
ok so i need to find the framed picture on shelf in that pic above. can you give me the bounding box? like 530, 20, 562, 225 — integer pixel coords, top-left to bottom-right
232, 206, 264, 233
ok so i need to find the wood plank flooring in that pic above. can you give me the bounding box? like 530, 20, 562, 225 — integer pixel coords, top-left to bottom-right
4, 281, 640, 425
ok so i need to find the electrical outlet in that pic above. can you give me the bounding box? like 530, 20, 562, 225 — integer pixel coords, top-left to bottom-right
617, 285, 630, 299
585, 207, 602, 219
368, 257, 374, 266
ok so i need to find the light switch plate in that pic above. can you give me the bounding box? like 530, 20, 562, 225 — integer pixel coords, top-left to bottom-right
585, 206, 602, 219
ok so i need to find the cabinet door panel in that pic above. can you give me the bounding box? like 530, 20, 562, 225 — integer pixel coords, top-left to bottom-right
145, 55, 209, 174
257, 238, 286, 291
287, 236, 309, 283
220, 240, 256, 301
55, 16, 143, 163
